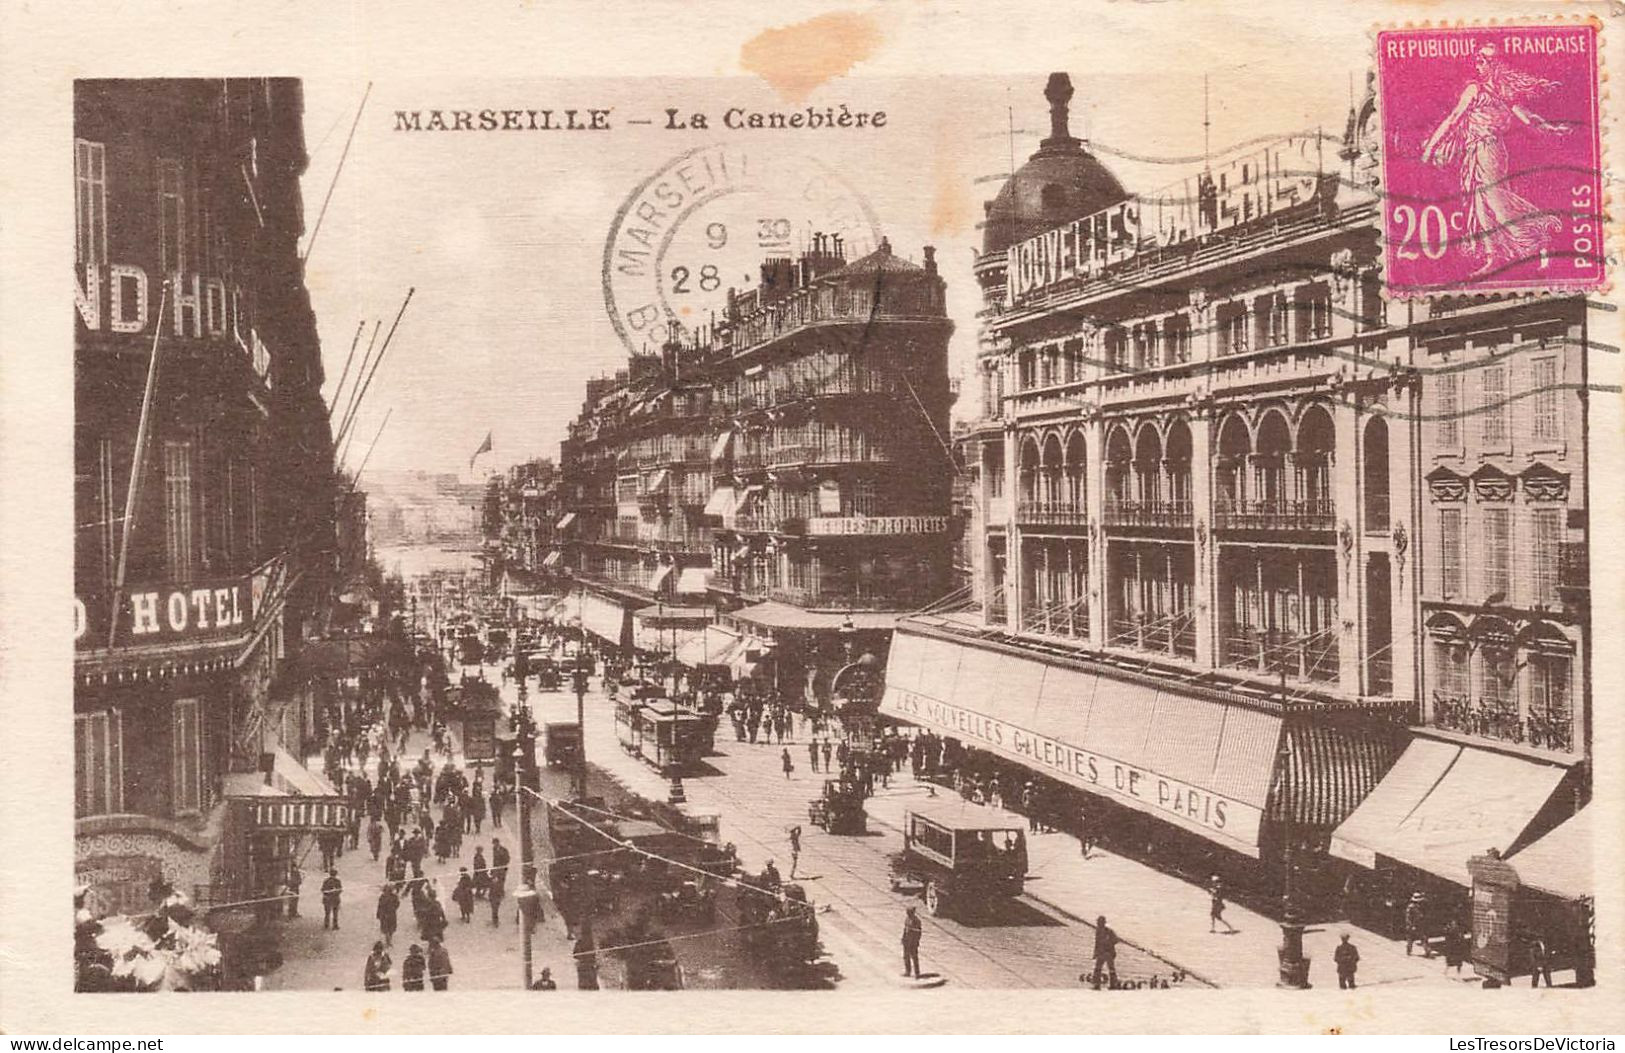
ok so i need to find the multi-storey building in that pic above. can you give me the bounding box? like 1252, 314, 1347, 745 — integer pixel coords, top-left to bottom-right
73, 79, 339, 923
479, 457, 564, 616
555, 236, 955, 702
898, 74, 1591, 930
558, 350, 720, 653
699, 235, 955, 703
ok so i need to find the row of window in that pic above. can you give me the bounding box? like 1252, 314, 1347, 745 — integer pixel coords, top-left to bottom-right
77, 435, 262, 589
1436, 505, 1564, 608
1432, 356, 1564, 450
75, 141, 234, 278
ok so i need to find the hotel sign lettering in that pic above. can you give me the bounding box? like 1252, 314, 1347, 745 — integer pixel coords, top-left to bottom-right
806, 515, 948, 537
75, 574, 256, 650
244, 797, 350, 831
74, 263, 271, 379
882, 688, 1264, 851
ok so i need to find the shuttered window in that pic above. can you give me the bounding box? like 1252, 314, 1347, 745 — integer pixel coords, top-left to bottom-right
172, 699, 202, 814
1439, 509, 1463, 599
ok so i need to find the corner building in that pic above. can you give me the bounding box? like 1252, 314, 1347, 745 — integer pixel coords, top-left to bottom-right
890, 74, 1591, 921
73, 80, 341, 920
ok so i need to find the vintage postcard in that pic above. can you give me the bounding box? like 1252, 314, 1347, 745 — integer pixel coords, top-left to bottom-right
1, 0, 1621, 1037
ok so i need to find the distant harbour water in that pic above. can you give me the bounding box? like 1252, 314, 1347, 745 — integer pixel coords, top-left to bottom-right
373, 541, 479, 580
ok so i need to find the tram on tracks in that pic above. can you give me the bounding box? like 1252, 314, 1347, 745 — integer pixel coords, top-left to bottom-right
614, 698, 716, 773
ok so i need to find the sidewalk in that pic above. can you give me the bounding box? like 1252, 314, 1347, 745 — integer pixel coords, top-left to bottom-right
265, 722, 578, 991
860, 776, 1474, 990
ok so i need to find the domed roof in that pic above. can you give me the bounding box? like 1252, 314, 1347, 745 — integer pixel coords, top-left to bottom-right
981, 73, 1128, 256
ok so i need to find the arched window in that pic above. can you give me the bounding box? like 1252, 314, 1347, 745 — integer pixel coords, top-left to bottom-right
1216, 414, 1251, 509
1165, 419, 1193, 514
1105, 426, 1134, 508
1019, 436, 1042, 504
1065, 431, 1087, 512
1042, 433, 1065, 509
1363, 417, 1389, 532
1254, 410, 1292, 509
1134, 425, 1163, 507
1297, 405, 1335, 514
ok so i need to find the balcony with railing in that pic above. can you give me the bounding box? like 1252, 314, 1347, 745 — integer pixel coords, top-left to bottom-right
1214, 498, 1335, 533
1221, 627, 1339, 683
1429, 694, 1574, 753
1102, 499, 1193, 529
1016, 500, 1088, 526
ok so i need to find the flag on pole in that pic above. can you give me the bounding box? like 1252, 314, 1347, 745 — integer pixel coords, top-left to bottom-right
470, 430, 493, 470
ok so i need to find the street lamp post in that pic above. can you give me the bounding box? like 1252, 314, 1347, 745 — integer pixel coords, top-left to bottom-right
512, 729, 536, 990
571, 663, 590, 802
1276, 670, 1311, 988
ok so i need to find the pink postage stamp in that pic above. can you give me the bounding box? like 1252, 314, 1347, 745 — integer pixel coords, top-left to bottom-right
1376, 22, 1605, 296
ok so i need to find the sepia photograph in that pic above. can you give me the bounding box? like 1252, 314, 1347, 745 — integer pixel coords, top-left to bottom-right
4, 0, 1618, 1036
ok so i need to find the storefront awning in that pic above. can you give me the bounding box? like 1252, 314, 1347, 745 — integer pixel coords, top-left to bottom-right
674, 625, 745, 669
541, 550, 562, 568
647, 468, 671, 496
578, 591, 631, 649
710, 431, 735, 462
1507, 807, 1592, 901
880, 627, 1282, 857
648, 563, 675, 594
676, 567, 713, 596
1330, 739, 1570, 886
732, 601, 898, 632
556, 512, 577, 530
703, 486, 737, 518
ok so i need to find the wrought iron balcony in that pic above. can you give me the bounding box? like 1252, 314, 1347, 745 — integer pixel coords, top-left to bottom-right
1429, 694, 1574, 753
1016, 500, 1088, 526
1102, 499, 1193, 529
1214, 498, 1335, 532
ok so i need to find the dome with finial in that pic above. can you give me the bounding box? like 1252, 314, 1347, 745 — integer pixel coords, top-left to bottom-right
981, 73, 1129, 257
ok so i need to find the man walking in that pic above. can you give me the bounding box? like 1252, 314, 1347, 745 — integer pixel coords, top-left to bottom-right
1404, 892, 1432, 957
788, 825, 802, 879
821, 739, 833, 773
901, 905, 923, 978
427, 935, 453, 991
1090, 916, 1119, 988
1208, 876, 1237, 934
321, 868, 344, 930
781, 747, 794, 780
807, 739, 820, 774
376, 883, 400, 946
1334, 933, 1360, 989
491, 838, 512, 889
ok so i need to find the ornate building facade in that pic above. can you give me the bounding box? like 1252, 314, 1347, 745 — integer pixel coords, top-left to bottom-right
896, 73, 1590, 919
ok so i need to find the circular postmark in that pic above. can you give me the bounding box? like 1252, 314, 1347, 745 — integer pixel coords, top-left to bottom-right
602, 142, 882, 356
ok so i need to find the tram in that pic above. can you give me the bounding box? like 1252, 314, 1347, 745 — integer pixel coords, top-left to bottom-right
614, 698, 715, 773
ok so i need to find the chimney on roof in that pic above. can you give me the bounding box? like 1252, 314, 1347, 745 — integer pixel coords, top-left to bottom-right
923, 245, 937, 276
1044, 72, 1077, 145
879, 236, 891, 256
832, 233, 843, 258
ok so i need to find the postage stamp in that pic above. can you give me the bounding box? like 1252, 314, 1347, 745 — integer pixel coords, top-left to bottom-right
1375, 22, 1605, 296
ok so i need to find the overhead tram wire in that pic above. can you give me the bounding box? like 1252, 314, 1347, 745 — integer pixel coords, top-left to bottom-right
302, 81, 372, 266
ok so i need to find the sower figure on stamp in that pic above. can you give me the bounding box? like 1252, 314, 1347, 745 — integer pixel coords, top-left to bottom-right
1419, 43, 1571, 279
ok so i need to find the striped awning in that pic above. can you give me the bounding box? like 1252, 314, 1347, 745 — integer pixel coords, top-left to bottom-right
541, 550, 562, 568
880, 627, 1283, 857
